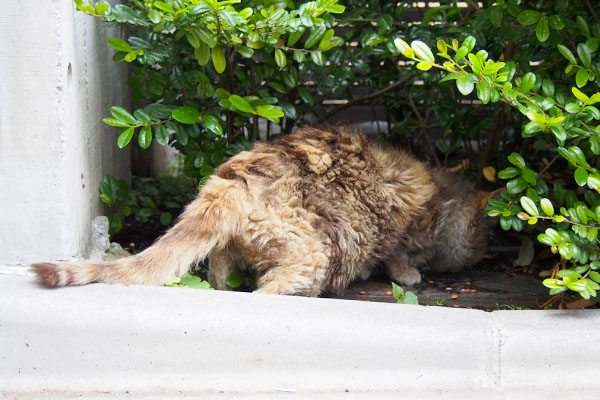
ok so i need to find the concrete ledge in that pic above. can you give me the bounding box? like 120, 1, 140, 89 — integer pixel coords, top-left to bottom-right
1, 273, 599, 399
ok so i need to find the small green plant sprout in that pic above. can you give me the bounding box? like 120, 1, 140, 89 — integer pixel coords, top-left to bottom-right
394, 28, 600, 301
164, 273, 213, 290
392, 282, 419, 305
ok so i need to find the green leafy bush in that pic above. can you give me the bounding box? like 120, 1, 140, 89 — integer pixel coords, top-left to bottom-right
395, 1, 600, 300
81, 0, 600, 300
100, 174, 197, 233
75, 0, 346, 180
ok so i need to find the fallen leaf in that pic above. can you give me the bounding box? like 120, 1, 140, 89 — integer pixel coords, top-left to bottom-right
483, 166, 496, 182
566, 299, 596, 309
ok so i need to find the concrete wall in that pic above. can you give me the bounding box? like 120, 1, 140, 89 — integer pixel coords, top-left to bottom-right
0, 1, 130, 266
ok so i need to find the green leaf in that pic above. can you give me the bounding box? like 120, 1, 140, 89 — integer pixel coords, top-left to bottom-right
575, 167, 589, 186
304, 26, 326, 49
523, 121, 545, 137
274, 48, 287, 68
172, 106, 200, 124
212, 46, 226, 74
403, 291, 419, 305
95, 2, 109, 16
543, 278, 564, 289
392, 282, 404, 302
411, 40, 435, 63
138, 125, 152, 149
536, 17, 550, 42
558, 243, 573, 259
507, 177, 528, 194
288, 28, 305, 47
500, 215, 513, 231
393, 38, 411, 56
588, 175, 600, 191
455, 46, 468, 63
107, 37, 133, 53
576, 69, 589, 88
542, 79, 555, 97
179, 274, 212, 290
540, 198, 554, 216
202, 115, 223, 136
565, 102, 580, 114
154, 1, 174, 13
155, 124, 169, 146
462, 36, 476, 52
577, 43, 592, 68
520, 196, 539, 216
416, 62, 433, 71
103, 118, 132, 128
557, 44, 577, 64
237, 46, 254, 58
498, 167, 520, 179
577, 15, 591, 38
476, 81, 491, 104
318, 29, 335, 51
226, 269, 245, 288
489, 6, 503, 27
377, 14, 393, 31
108, 212, 122, 233
549, 15, 565, 30
110, 106, 138, 125
229, 95, 255, 113
195, 43, 211, 66
148, 8, 161, 23
520, 72, 536, 92
456, 74, 474, 95
507, 152, 526, 168
310, 50, 324, 66
517, 10, 542, 25
117, 127, 135, 148
522, 167, 537, 184
549, 125, 567, 142
256, 105, 284, 120
160, 212, 172, 226
557, 269, 582, 281
569, 146, 588, 166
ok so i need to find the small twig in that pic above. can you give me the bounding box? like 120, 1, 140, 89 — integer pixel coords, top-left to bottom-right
583, 0, 600, 25
536, 137, 578, 179
477, 110, 504, 188
539, 293, 562, 309
408, 91, 440, 166
249, 63, 258, 142
316, 78, 410, 123
464, 0, 484, 13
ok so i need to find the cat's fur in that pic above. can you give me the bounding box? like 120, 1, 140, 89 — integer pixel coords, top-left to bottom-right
32, 126, 491, 296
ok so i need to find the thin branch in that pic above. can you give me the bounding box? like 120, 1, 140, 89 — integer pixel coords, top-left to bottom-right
477, 110, 504, 188
584, 0, 600, 25
464, 0, 484, 13
316, 78, 410, 123
408, 91, 440, 167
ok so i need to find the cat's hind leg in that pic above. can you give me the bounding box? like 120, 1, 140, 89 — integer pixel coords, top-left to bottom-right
384, 255, 423, 286
207, 247, 237, 290
251, 224, 329, 296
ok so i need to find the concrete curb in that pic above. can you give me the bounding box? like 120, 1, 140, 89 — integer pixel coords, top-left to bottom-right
1, 273, 599, 399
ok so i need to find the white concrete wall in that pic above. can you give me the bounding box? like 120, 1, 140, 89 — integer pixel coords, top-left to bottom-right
0, 1, 130, 266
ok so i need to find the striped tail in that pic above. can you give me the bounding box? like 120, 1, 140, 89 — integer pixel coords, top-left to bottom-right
32, 176, 244, 288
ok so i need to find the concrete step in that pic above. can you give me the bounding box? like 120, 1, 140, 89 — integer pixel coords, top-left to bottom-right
1, 270, 599, 399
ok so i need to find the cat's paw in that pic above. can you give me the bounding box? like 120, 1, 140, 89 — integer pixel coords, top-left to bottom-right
393, 266, 422, 286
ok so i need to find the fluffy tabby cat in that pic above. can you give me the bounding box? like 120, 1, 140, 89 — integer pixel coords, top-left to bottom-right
33, 126, 491, 296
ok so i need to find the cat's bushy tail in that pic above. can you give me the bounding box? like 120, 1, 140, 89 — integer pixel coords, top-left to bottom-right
32, 177, 245, 288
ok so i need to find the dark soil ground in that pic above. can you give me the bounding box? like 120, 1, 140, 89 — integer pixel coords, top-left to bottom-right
113, 221, 585, 311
